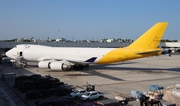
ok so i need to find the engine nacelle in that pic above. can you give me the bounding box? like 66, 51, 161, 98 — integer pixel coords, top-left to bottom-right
38, 61, 51, 69
49, 61, 71, 71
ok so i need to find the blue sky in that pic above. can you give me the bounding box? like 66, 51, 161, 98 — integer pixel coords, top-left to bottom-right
0, 0, 180, 40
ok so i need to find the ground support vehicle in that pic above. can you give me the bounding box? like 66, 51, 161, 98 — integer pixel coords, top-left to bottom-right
115, 93, 136, 105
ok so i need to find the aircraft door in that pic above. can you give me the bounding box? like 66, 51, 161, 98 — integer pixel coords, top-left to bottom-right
17, 51, 23, 58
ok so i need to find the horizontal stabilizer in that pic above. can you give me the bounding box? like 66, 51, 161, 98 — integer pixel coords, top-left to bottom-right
136, 50, 161, 54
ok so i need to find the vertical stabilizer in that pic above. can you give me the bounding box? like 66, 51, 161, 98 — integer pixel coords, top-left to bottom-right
127, 22, 168, 49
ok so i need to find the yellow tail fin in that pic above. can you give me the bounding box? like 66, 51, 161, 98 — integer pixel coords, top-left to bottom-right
127, 22, 168, 49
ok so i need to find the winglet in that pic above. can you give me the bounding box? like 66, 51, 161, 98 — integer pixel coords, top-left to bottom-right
127, 22, 168, 49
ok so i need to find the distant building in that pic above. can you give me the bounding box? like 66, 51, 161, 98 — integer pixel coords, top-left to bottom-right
100, 38, 116, 43
55, 38, 66, 42
161, 42, 180, 48
106, 38, 115, 43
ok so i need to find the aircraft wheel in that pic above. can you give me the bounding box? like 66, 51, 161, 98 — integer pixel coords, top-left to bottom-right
73, 64, 84, 70
84, 64, 89, 67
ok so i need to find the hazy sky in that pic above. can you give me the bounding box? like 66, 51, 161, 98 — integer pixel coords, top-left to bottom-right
0, 0, 180, 40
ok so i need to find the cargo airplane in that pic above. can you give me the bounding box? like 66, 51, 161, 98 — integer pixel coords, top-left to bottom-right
6, 22, 168, 71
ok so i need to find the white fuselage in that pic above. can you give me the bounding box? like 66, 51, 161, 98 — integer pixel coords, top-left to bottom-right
6, 44, 114, 63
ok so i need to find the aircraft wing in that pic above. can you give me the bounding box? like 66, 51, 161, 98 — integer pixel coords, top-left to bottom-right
37, 56, 97, 64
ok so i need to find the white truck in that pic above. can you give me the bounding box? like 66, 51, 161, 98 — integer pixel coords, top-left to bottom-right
81, 91, 104, 101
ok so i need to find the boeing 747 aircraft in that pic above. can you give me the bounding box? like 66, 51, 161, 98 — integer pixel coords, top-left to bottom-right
6, 22, 168, 71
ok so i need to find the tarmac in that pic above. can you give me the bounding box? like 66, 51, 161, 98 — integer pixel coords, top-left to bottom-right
0, 54, 180, 106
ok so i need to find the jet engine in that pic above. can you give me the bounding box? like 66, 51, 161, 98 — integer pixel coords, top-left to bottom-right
49, 61, 71, 71
38, 61, 71, 71
38, 61, 51, 69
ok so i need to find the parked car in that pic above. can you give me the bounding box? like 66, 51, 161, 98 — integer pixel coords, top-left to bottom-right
70, 89, 88, 98
81, 91, 104, 101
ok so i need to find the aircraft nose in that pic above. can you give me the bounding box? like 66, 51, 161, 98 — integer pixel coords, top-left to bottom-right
5, 50, 13, 59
